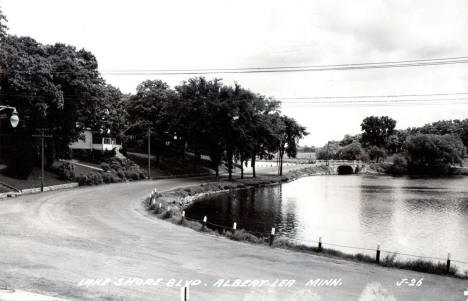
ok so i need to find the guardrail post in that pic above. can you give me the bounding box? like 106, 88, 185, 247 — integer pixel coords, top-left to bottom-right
269, 227, 275, 246
318, 236, 322, 251
202, 216, 207, 231
232, 222, 237, 234
446, 252, 451, 273
376, 244, 381, 264
180, 285, 189, 301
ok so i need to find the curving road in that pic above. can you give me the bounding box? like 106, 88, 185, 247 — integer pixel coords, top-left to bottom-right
0, 176, 467, 301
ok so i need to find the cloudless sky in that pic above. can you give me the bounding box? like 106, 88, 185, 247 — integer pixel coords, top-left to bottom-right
1, 0, 468, 146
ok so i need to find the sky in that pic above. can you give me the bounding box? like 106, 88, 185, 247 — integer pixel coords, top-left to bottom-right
1, 0, 468, 146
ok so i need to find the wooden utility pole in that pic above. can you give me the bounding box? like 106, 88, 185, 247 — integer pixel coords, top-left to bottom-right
147, 128, 151, 179
33, 129, 52, 192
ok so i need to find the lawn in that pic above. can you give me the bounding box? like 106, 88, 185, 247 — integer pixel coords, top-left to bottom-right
126, 152, 213, 178
0, 167, 72, 191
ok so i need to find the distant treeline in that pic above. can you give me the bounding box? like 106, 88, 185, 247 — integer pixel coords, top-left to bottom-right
315, 117, 467, 175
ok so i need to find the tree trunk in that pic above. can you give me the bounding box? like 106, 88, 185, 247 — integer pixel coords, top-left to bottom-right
227, 149, 233, 181
251, 154, 256, 178
240, 159, 244, 179
279, 147, 284, 176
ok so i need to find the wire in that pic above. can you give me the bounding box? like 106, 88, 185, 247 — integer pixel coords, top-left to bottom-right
278, 92, 468, 100
101, 56, 468, 73
6, 56, 468, 75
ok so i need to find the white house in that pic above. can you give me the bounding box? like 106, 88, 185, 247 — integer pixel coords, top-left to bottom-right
69, 129, 121, 152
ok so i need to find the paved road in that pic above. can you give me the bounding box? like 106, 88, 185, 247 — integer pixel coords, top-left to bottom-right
0, 172, 467, 300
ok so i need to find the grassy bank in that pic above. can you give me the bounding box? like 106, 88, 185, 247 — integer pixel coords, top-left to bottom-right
145, 165, 465, 279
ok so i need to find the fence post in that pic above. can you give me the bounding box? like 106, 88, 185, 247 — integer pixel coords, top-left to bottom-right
376, 244, 381, 264
181, 211, 185, 223
232, 222, 237, 234
202, 216, 207, 231
180, 285, 189, 301
446, 252, 451, 273
318, 236, 322, 251
269, 227, 275, 246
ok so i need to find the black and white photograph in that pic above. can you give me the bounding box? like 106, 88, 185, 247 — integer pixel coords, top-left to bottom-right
0, 1, 468, 300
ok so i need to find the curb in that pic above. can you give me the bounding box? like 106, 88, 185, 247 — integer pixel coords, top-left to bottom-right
21, 183, 79, 195
0, 183, 79, 199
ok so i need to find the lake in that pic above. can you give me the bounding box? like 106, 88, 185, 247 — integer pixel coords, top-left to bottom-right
186, 175, 468, 271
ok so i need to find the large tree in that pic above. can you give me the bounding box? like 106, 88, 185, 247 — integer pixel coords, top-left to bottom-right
126, 80, 175, 165
405, 134, 466, 175
360, 116, 396, 148
0, 33, 124, 177
277, 116, 308, 176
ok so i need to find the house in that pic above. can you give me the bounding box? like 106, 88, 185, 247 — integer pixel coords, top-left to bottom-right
69, 129, 121, 152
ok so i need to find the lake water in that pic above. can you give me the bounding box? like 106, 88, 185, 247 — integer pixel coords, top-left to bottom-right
186, 175, 468, 271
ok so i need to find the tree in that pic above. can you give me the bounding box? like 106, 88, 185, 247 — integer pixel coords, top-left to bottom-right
404, 134, 466, 175
126, 80, 175, 165
360, 116, 396, 148
0, 6, 7, 39
277, 116, 308, 176
337, 141, 365, 160
0, 33, 125, 177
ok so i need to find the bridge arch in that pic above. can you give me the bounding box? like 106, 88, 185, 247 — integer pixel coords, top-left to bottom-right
337, 165, 354, 175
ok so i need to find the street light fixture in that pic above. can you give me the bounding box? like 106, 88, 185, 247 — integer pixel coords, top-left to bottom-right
0, 106, 20, 128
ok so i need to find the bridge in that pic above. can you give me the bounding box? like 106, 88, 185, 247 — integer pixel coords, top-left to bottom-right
315, 160, 366, 175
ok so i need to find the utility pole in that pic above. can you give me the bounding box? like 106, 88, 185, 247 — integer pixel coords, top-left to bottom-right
147, 128, 151, 179
33, 129, 52, 192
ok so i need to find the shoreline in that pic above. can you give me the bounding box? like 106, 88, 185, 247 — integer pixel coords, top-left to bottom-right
145, 165, 465, 279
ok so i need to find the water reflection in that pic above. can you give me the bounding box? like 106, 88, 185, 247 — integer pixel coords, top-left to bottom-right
186, 175, 468, 269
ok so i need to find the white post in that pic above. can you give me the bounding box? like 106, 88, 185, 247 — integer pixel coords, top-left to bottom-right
180, 285, 189, 301
233, 222, 237, 230
182, 211, 185, 217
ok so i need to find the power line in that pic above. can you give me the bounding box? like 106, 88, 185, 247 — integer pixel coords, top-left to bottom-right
100, 57, 468, 75
3, 92, 468, 101
6, 56, 468, 75
278, 92, 468, 100
280, 99, 468, 107
101, 56, 468, 72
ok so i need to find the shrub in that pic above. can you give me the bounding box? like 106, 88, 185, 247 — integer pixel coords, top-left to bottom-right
57, 162, 75, 180
101, 172, 112, 183
76, 174, 88, 186
100, 162, 111, 172
387, 154, 407, 175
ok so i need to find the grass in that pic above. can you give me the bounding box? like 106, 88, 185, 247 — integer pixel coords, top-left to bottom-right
126, 152, 213, 178
0, 167, 71, 191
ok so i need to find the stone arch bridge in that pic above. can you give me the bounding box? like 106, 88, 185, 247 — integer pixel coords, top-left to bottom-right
315, 160, 367, 175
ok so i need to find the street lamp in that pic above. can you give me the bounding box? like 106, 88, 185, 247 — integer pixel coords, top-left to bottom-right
0, 106, 20, 128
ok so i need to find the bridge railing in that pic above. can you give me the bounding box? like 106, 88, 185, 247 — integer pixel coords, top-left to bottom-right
315, 160, 362, 165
